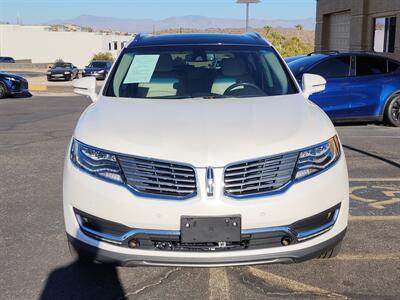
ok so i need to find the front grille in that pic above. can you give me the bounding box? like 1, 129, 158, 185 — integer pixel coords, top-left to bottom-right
20, 80, 28, 90
118, 155, 197, 198
224, 152, 298, 197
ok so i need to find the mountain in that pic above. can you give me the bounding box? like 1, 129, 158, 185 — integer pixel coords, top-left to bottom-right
47, 15, 315, 33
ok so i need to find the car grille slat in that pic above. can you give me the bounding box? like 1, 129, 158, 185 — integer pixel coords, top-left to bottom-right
224, 161, 296, 177
121, 165, 195, 178
118, 157, 193, 172
224, 174, 293, 188
118, 155, 197, 198
225, 154, 298, 172
224, 167, 294, 182
123, 171, 196, 183
224, 152, 298, 197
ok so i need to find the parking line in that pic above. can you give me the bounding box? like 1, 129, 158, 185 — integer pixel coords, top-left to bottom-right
209, 268, 230, 300
349, 178, 400, 182
349, 215, 400, 221
335, 254, 400, 260
247, 267, 348, 299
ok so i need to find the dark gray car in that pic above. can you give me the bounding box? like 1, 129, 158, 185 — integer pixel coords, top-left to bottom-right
82, 61, 112, 80
47, 63, 79, 81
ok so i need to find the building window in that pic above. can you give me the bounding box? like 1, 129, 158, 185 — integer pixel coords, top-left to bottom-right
108, 42, 112, 51
373, 17, 397, 53
114, 41, 118, 50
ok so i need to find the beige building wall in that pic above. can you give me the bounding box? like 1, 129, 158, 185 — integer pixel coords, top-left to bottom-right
0, 25, 130, 68
315, 0, 400, 60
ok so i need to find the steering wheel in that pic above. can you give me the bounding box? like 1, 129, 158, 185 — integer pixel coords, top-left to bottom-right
223, 82, 265, 96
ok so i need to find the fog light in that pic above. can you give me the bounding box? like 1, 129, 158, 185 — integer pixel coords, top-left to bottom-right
281, 236, 291, 246
128, 239, 139, 248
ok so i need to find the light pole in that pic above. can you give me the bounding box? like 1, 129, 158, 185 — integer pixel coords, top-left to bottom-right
236, 0, 261, 32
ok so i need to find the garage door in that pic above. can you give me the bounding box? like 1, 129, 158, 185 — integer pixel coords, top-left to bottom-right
328, 11, 351, 52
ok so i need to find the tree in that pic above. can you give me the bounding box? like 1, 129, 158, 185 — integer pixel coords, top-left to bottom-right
295, 24, 304, 31
262, 26, 312, 57
264, 25, 273, 36
55, 58, 64, 63
91, 52, 114, 62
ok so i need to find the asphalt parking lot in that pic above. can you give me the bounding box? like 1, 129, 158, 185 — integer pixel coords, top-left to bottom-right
0, 95, 399, 300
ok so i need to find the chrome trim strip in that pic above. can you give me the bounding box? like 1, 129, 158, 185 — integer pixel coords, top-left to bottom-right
75, 208, 340, 245
296, 208, 340, 241
76, 214, 180, 245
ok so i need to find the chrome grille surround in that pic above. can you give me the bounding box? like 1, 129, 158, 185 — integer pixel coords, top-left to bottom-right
118, 155, 197, 200
224, 151, 299, 198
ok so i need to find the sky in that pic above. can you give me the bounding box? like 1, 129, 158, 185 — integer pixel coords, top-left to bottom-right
0, 0, 316, 24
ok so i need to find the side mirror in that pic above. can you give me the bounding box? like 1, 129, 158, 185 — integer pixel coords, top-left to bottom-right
302, 73, 326, 99
73, 77, 97, 102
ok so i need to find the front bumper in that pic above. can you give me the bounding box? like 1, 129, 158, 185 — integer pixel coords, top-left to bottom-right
47, 74, 71, 81
82, 73, 106, 80
67, 228, 346, 267
5, 79, 28, 94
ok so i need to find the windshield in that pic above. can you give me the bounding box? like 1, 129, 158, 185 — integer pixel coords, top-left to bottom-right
89, 61, 108, 68
54, 63, 72, 68
105, 45, 298, 99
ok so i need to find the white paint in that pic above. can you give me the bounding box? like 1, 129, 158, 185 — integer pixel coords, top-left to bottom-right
209, 268, 230, 300
0, 24, 130, 68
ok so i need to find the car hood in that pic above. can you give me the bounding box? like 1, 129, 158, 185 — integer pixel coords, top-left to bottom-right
0, 72, 26, 81
49, 68, 71, 74
74, 94, 336, 168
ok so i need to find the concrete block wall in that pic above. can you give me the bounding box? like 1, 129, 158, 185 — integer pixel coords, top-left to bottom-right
315, 0, 400, 60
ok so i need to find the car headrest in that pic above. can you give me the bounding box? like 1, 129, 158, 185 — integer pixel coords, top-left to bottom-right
155, 54, 173, 73
222, 58, 247, 77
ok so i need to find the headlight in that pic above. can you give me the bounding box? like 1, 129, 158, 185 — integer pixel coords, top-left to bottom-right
98, 70, 105, 74
70, 139, 123, 183
47, 71, 51, 75
5, 76, 17, 82
294, 136, 341, 180
64, 71, 71, 74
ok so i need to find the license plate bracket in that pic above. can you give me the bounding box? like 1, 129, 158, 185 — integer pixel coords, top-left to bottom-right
180, 215, 241, 243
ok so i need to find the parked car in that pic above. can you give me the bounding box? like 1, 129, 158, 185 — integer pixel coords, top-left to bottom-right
66, 33, 349, 267
47, 62, 79, 81
82, 60, 113, 80
0, 56, 16, 63
286, 52, 400, 127
0, 71, 29, 99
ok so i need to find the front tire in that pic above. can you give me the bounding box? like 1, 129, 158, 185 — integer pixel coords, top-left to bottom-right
0, 82, 8, 99
385, 94, 400, 127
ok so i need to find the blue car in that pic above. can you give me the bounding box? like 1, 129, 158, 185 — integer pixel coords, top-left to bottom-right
286, 52, 400, 127
0, 71, 29, 99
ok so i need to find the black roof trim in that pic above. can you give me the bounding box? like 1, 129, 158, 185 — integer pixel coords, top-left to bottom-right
127, 32, 271, 48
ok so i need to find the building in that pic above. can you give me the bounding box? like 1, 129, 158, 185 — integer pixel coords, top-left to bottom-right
0, 24, 131, 68
315, 0, 400, 60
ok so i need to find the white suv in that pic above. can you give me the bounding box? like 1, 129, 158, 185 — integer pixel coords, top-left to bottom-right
64, 33, 348, 267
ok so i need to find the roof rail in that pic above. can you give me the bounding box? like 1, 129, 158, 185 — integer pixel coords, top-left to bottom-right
307, 50, 340, 56
132, 33, 152, 43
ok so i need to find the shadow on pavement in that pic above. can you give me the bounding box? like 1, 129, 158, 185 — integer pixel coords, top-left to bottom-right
39, 237, 126, 300
343, 144, 400, 169
10, 91, 33, 99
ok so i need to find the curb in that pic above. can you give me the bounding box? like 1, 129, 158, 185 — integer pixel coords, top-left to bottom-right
29, 84, 48, 91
